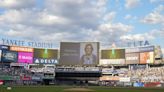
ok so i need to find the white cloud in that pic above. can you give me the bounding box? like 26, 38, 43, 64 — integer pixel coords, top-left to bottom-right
120, 28, 164, 46
103, 11, 116, 22
91, 23, 133, 46
124, 14, 138, 24
0, 1, 104, 42
97, 0, 107, 6
0, 9, 27, 23
120, 33, 155, 41
150, 0, 164, 3
0, 0, 134, 48
142, 12, 164, 24
98, 23, 133, 32
0, 9, 71, 28
141, 5, 164, 25
0, 0, 35, 9
124, 14, 132, 20
125, 0, 140, 9
3, 24, 43, 40
149, 28, 164, 37
44, 0, 106, 29
37, 12, 70, 26
154, 4, 164, 12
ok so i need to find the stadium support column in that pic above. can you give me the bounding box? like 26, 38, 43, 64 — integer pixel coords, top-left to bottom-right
1, 61, 2, 70
146, 64, 149, 69
111, 65, 114, 70
129, 65, 131, 70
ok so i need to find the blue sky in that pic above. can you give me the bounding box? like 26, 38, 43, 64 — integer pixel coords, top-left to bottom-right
0, 0, 163, 53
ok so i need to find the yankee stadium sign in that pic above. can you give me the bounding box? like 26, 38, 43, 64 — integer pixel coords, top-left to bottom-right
1, 38, 54, 48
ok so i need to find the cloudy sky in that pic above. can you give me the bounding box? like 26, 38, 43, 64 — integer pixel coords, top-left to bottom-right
0, 0, 163, 52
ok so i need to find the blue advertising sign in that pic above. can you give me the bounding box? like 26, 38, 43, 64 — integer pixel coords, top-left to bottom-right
1, 50, 18, 62
139, 46, 154, 52
133, 82, 144, 87
0, 45, 9, 50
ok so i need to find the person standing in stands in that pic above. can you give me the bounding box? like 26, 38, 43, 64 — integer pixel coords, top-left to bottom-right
80, 43, 97, 64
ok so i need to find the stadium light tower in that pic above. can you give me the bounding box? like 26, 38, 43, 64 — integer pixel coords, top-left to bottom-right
111, 42, 116, 59
111, 43, 116, 48
44, 49, 48, 58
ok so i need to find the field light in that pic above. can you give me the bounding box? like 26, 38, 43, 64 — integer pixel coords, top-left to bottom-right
111, 49, 116, 58
44, 49, 48, 58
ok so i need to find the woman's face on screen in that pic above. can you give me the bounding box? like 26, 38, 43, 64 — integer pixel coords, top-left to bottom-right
85, 45, 93, 55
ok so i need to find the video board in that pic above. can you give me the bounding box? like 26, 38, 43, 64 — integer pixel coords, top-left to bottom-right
60, 42, 99, 65
34, 48, 58, 64
100, 49, 125, 65
101, 49, 125, 59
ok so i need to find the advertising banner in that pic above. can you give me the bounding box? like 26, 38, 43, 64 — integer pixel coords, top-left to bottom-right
119, 77, 130, 82
131, 65, 147, 70
0, 45, 9, 50
126, 53, 139, 64
140, 52, 154, 64
34, 48, 58, 64
1, 50, 18, 62
18, 52, 33, 64
0, 80, 4, 85
133, 82, 144, 87
60, 42, 99, 65
100, 49, 125, 65
100, 76, 120, 81
125, 47, 139, 53
139, 46, 154, 52
0, 75, 13, 80
20, 76, 32, 80
10, 63, 28, 69
10, 46, 33, 52
100, 59, 125, 65
102, 68, 113, 74
144, 82, 161, 87
32, 76, 42, 81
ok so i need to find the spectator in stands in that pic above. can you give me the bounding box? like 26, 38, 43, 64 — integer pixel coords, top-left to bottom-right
80, 43, 97, 65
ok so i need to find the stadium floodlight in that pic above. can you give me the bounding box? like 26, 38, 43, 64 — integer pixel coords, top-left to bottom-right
44, 49, 48, 58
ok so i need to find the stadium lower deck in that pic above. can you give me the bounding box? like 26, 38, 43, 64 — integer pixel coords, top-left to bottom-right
1, 63, 164, 88
0, 44, 164, 88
